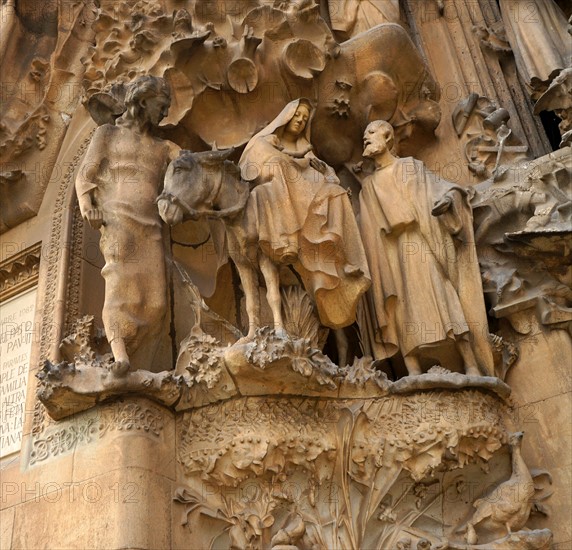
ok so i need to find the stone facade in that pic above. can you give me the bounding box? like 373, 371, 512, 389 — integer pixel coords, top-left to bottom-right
1, 1, 570, 548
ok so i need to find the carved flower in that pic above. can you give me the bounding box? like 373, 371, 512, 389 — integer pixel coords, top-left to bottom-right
378, 502, 396, 523
330, 97, 350, 118
212, 36, 227, 48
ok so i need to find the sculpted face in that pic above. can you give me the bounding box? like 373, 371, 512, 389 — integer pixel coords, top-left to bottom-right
363, 122, 392, 158
142, 93, 171, 127
285, 103, 310, 136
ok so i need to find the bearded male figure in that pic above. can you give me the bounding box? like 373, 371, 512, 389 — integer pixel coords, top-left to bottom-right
76, 76, 180, 373
358, 120, 494, 376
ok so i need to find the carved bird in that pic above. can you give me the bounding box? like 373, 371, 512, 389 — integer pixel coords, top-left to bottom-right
465, 432, 534, 543
270, 514, 305, 547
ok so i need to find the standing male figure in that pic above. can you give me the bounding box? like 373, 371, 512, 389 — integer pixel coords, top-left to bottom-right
76, 76, 180, 373
358, 120, 493, 376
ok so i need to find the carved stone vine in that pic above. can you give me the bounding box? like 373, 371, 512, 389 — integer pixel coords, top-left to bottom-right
172, 391, 553, 549
29, 401, 165, 465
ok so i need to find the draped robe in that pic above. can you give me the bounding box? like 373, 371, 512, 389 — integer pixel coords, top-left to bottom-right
239, 99, 370, 329
359, 157, 493, 374
76, 123, 174, 364
500, 0, 570, 87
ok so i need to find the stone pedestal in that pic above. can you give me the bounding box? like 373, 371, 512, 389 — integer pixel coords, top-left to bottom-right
2, 398, 175, 549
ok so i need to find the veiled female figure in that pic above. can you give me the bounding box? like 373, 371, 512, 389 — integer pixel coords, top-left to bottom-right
239, 98, 370, 330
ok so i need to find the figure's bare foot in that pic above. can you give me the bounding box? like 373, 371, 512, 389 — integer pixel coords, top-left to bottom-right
235, 328, 257, 346
404, 355, 422, 376
110, 337, 130, 371
464, 365, 481, 377
109, 360, 130, 377
456, 340, 482, 377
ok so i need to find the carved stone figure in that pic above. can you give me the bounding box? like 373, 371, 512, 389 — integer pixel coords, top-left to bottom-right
465, 432, 535, 544
238, 98, 371, 332
76, 76, 179, 373
499, 0, 571, 92
2, 0, 568, 547
358, 120, 494, 376
323, 0, 401, 41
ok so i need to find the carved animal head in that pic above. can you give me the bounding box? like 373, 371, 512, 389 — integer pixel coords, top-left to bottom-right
159, 148, 239, 226
508, 431, 525, 447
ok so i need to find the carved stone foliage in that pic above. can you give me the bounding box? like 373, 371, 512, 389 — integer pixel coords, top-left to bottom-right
37, 359, 181, 421
174, 392, 550, 549
29, 400, 165, 465
0, 243, 41, 302
38, 315, 512, 420
472, 147, 571, 334
0, 0, 98, 232
81, 0, 440, 160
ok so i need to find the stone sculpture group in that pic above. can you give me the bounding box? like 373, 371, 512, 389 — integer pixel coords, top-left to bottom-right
76, 75, 492, 379
22, 1, 568, 546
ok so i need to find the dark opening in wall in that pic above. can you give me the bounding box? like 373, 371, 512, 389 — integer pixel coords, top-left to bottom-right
538, 110, 563, 151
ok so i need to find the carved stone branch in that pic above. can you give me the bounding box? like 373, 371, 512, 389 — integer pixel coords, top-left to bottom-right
173, 389, 537, 549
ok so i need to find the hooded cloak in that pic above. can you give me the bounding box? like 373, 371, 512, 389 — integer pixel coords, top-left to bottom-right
239, 99, 370, 329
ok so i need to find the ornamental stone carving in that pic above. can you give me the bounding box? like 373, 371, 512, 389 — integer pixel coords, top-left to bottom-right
2, 0, 566, 548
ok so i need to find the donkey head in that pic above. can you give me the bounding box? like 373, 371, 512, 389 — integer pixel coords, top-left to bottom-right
159, 148, 235, 226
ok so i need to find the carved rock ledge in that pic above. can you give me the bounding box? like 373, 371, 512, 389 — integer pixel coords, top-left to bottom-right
36, 362, 181, 421
37, 355, 511, 421
446, 530, 552, 550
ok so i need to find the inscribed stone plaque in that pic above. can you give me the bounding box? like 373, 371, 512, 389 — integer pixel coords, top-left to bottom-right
0, 287, 37, 457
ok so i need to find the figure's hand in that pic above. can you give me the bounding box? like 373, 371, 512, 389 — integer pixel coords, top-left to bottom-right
431, 195, 453, 216
310, 157, 327, 174
281, 144, 313, 158
84, 208, 104, 229
268, 134, 284, 151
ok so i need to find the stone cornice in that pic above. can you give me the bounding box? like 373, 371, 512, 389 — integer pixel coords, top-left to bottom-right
0, 242, 41, 302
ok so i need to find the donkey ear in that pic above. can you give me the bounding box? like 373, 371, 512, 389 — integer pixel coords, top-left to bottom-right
201, 147, 235, 165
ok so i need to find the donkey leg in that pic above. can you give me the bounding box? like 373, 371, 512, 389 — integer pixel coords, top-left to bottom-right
259, 254, 287, 338
334, 329, 349, 367
233, 258, 260, 340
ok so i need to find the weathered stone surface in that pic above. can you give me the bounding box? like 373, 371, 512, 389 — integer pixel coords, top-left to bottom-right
1, 0, 569, 548
36, 362, 181, 420
173, 390, 526, 548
